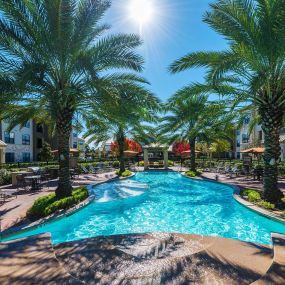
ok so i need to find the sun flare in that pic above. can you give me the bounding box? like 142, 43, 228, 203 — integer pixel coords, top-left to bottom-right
129, 0, 154, 26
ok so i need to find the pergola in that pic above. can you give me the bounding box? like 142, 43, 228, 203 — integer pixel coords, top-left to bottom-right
0, 140, 7, 164
143, 143, 169, 170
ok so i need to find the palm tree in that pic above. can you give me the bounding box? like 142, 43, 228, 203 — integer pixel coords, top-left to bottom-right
170, 0, 285, 202
161, 89, 231, 171
0, 0, 144, 198
84, 80, 159, 173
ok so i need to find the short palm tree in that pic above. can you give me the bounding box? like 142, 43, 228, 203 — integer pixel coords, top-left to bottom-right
0, 0, 144, 198
84, 81, 159, 173
161, 89, 231, 171
170, 0, 285, 202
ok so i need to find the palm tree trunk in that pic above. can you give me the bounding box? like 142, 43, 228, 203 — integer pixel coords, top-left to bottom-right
260, 106, 284, 203
189, 139, 196, 171
117, 130, 125, 173
55, 108, 73, 199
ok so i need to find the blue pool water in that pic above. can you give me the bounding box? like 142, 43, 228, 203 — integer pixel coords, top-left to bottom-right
2, 171, 285, 244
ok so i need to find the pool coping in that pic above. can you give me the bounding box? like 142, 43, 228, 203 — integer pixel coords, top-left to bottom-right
0, 172, 135, 240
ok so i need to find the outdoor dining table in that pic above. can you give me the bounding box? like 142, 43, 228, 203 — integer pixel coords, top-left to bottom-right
25, 175, 41, 191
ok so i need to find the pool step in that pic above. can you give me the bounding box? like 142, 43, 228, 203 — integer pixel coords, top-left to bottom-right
251, 232, 285, 285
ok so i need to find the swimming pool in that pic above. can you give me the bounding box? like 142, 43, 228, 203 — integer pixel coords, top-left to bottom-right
2, 171, 285, 244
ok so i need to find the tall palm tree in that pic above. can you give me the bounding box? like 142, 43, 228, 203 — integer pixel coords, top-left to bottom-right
84, 80, 159, 173
170, 0, 285, 202
161, 89, 231, 171
0, 0, 145, 198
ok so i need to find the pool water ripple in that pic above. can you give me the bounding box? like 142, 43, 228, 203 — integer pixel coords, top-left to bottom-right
3, 171, 285, 244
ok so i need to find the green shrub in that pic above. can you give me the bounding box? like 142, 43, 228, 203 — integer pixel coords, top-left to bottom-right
168, 160, 174, 166
257, 200, 275, 210
248, 191, 261, 202
138, 161, 144, 167
112, 161, 120, 168
0, 170, 12, 186
116, 170, 132, 177
241, 188, 260, 197
27, 187, 89, 219
185, 170, 201, 177
241, 189, 261, 202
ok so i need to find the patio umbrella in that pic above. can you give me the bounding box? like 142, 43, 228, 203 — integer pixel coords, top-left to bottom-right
241, 147, 264, 165
181, 150, 201, 156
241, 147, 264, 154
51, 148, 80, 154
123, 150, 139, 157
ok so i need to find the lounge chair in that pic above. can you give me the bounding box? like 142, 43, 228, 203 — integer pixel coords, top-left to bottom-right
81, 165, 90, 174
216, 163, 224, 173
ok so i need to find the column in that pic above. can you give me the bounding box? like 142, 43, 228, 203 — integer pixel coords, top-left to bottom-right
144, 149, 149, 170
164, 149, 168, 169
0, 148, 5, 164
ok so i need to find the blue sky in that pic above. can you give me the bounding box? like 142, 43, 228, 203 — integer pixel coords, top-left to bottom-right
106, 0, 228, 102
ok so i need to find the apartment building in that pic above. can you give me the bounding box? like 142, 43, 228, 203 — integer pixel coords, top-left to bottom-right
0, 121, 86, 163
0, 120, 33, 163
235, 115, 285, 161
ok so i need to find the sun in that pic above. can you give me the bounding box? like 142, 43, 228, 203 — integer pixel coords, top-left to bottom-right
129, 0, 154, 26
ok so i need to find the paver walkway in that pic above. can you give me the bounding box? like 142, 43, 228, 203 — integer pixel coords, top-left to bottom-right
201, 172, 285, 193
0, 172, 116, 231
0, 233, 81, 284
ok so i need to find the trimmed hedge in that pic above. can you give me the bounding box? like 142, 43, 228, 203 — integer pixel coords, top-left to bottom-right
185, 170, 202, 177
27, 187, 89, 219
116, 170, 132, 177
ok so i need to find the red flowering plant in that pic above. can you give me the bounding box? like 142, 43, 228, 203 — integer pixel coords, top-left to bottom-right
111, 138, 142, 155
172, 141, 190, 156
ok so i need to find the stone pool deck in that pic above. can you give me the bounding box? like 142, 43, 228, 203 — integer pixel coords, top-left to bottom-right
0, 172, 117, 231
201, 172, 285, 193
1, 232, 285, 285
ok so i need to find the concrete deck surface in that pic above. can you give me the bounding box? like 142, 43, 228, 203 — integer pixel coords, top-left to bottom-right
2, 232, 285, 285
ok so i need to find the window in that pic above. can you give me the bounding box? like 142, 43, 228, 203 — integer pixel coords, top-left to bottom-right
37, 138, 43, 148
73, 142, 78, 149
73, 132, 77, 138
236, 139, 240, 148
22, 152, 31, 162
236, 130, 240, 135
5, 152, 15, 163
242, 134, 249, 143
22, 134, 30, 145
237, 153, 241, 159
24, 121, 30, 128
258, 131, 263, 141
36, 124, 43, 133
4, 132, 15, 144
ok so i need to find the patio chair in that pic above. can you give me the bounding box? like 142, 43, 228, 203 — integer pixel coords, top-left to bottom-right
81, 165, 90, 174
223, 165, 232, 176
0, 190, 15, 203
40, 169, 51, 188
129, 163, 136, 171
16, 174, 28, 191
216, 163, 224, 173
89, 165, 100, 174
